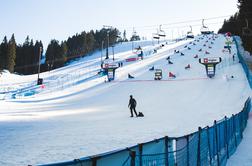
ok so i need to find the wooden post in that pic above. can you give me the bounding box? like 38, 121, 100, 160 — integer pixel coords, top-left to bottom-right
164, 136, 169, 166
214, 120, 220, 166
91, 157, 97, 166
206, 126, 212, 165
138, 144, 143, 166
232, 114, 237, 147
197, 127, 201, 166
186, 135, 189, 166
224, 116, 229, 159
130, 151, 136, 166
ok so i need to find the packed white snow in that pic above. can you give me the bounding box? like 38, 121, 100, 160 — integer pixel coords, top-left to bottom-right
0, 35, 250, 165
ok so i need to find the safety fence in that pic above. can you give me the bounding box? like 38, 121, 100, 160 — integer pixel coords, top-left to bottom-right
233, 36, 252, 88
39, 97, 251, 166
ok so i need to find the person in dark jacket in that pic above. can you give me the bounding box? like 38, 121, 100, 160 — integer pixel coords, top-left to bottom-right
128, 95, 138, 117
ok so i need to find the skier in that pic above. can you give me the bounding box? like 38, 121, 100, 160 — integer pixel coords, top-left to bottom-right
128, 95, 138, 117
194, 54, 198, 58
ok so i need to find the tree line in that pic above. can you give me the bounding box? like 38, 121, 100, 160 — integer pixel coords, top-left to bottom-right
218, 0, 252, 53
0, 27, 139, 75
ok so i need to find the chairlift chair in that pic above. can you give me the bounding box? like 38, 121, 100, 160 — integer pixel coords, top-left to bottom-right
186, 26, 194, 38
242, 19, 252, 37
158, 25, 166, 37
153, 33, 160, 39
187, 32, 194, 38
158, 30, 166, 37
200, 19, 211, 35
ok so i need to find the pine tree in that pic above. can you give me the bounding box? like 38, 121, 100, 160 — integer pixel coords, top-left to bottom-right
219, 0, 252, 53
123, 30, 128, 42
0, 36, 8, 70
60, 41, 68, 64
7, 34, 16, 73
86, 31, 95, 53
46, 40, 66, 70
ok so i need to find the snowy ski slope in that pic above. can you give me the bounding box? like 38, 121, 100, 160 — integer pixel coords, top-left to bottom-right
0, 34, 250, 165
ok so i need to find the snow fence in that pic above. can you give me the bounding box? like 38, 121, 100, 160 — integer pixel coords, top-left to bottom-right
233, 36, 252, 88
38, 98, 251, 166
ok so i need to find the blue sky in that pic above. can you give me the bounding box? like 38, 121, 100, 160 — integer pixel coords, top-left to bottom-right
0, 0, 238, 47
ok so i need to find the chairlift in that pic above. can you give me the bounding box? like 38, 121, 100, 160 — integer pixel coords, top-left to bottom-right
158, 31, 166, 37
200, 19, 211, 35
242, 19, 252, 37
153, 33, 160, 39
187, 26, 194, 38
158, 25, 166, 37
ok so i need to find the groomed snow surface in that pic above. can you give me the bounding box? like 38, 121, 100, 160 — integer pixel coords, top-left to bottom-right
0, 35, 251, 166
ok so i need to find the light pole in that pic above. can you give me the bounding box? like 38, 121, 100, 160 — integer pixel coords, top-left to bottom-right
131, 27, 135, 52
106, 31, 109, 59
37, 46, 43, 85
103, 25, 113, 59
101, 41, 104, 66
112, 45, 115, 61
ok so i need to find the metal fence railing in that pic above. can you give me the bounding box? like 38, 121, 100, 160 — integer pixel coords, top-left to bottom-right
38, 97, 251, 166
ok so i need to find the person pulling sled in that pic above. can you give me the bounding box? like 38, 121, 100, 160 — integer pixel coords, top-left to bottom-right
128, 95, 138, 117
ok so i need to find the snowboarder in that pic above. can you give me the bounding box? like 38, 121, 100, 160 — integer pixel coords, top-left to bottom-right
232, 54, 235, 61
174, 50, 179, 54
228, 47, 231, 54
169, 72, 176, 78
128, 95, 138, 117
194, 54, 198, 58
149, 66, 154, 71
185, 64, 191, 69
180, 52, 185, 56
168, 60, 173, 64
128, 73, 134, 79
